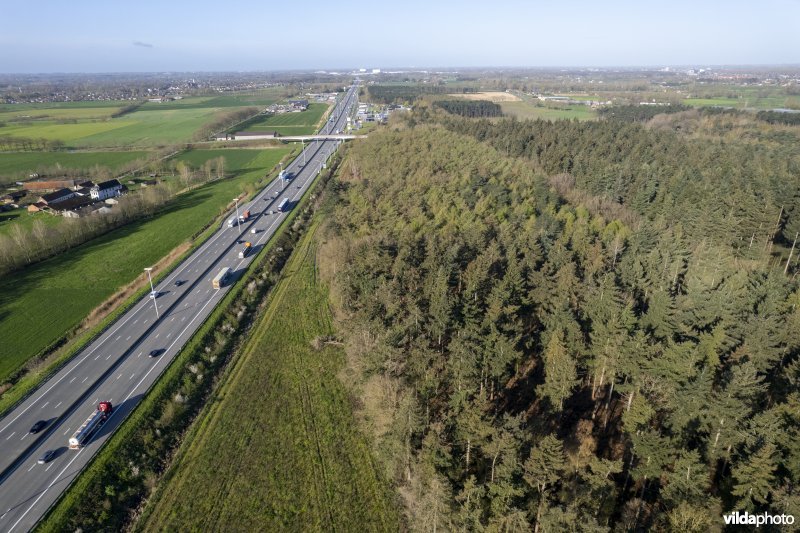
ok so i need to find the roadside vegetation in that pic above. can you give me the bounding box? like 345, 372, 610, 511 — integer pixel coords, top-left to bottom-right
138, 219, 398, 531
0, 150, 150, 184
0, 147, 290, 385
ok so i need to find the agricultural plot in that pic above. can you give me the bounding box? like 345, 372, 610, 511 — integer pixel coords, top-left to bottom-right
500, 100, 597, 121
0, 147, 290, 382
0, 150, 149, 178
138, 224, 399, 532
245, 103, 329, 136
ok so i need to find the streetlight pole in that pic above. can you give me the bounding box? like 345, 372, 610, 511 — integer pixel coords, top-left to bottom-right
302, 139, 305, 166
233, 197, 240, 232
144, 267, 159, 319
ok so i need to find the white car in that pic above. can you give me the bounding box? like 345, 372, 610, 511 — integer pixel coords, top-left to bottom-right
251, 228, 258, 234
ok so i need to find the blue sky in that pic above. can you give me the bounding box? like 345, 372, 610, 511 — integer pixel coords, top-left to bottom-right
2, 0, 799, 73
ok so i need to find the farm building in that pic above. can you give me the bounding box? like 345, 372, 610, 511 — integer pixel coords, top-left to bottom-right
90, 179, 124, 200
39, 188, 77, 206
289, 99, 308, 111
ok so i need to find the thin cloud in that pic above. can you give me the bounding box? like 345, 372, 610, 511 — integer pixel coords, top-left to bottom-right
133, 41, 153, 48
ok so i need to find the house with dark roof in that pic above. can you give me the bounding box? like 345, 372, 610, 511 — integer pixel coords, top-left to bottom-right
39, 188, 77, 205
90, 179, 124, 201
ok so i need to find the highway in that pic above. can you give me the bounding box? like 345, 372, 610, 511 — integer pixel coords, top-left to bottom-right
0, 82, 359, 532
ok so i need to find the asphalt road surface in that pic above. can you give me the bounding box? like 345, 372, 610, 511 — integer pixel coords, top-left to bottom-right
0, 82, 360, 532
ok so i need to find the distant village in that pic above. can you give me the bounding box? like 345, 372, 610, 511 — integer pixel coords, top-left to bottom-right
2, 178, 127, 218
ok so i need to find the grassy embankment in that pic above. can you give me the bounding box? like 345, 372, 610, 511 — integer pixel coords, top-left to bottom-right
0, 148, 290, 384
138, 221, 399, 531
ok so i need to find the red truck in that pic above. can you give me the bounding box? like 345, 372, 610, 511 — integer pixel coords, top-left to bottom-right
69, 401, 113, 449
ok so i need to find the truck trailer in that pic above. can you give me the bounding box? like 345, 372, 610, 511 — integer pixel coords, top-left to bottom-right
69, 401, 113, 449
212, 267, 231, 289
277, 198, 289, 212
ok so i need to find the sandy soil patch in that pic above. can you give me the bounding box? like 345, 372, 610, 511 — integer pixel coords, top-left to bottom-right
448, 91, 521, 102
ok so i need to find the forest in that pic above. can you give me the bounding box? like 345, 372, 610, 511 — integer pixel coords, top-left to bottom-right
434, 100, 504, 118
367, 85, 476, 105
318, 105, 800, 531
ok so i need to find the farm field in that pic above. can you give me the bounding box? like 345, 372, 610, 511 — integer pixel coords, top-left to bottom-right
0, 150, 149, 178
138, 223, 399, 532
0, 91, 286, 148
0, 107, 222, 147
244, 102, 329, 136
500, 100, 597, 120
0, 147, 291, 382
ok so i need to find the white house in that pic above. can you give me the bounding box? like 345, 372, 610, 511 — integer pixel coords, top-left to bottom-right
91, 179, 124, 200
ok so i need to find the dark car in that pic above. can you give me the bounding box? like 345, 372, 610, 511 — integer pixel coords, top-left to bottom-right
148, 349, 164, 358
29, 420, 47, 434
175, 280, 185, 287
37, 450, 56, 464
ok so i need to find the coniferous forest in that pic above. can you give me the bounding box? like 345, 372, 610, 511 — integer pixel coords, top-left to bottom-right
318, 104, 800, 531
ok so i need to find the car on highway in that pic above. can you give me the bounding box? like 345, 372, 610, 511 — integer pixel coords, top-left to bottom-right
149, 290, 160, 299
148, 349, 164, 358
175, 280, 185, 287
37, 450, 56, 464
250, 228, 258, 234
29, 420, 47, 434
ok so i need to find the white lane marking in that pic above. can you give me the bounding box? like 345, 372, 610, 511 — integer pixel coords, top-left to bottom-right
155, 333, 160, 339
115, 335, 121, 341
133, 319, 138, 325
94, 355, 100, 361
138, 352, 142, 358
182, 316, 187, 322
27, 464, 35, 472
130, 374, 135, 380
106, 354, 112, 360
63, 427, 71, 435
170, 317, 175, 322
54, 402, 62, 409
19, 433, 27, 441
5, 432, 15, 440
116, 374, 122, 380
45, 463, 54, 472
82, 377, 88, 383
126, 336, 132, 341
40, 402, 49, 409
69, 377, 76, 384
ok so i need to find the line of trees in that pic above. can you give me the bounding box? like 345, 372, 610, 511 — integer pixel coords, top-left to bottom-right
433, 99, 503, 118
0, 135, 65, 152
318, 115, 800, 530
598, 104, 692, 122
193, 106, 259, 141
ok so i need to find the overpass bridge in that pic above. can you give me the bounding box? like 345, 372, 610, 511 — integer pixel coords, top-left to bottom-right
279, 134, 360, 141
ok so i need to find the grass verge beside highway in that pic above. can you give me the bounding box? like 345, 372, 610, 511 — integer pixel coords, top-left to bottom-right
138, 224, 398, 531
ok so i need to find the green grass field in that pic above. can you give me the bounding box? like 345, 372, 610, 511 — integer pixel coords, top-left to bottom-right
138, 223, 399, 532
0, 107, 222, 147
0, 150, 149, 177
500, 100, 597, 121
244, 103, 329, 136
0, 147, 291, 382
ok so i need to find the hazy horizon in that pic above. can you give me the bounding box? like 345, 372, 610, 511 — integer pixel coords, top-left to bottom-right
3, 0, 799, 74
